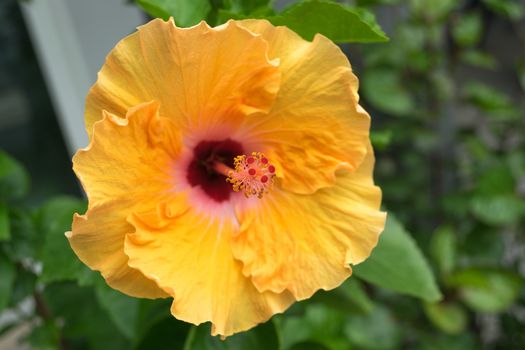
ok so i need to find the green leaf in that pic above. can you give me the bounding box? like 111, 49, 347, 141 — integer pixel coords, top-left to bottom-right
362, 69, 415, 116
370, 130, 392, 151
468, 163, 523, 226
2, 208, 39, 261
430, 226, 456, 277
482, 0, 525, 20
463, 136, 490, 162
357, 0, 402, 5
95, 281, 140, 340
508, 151, 525, 180
184, 319, 280, 350
136, 0, 171, 19
0, 150, 30, 201
10, 269, 36, 306
289, 342, 330, 350
136, 0, 212, 27
442, 193, 471, 219
26, 321, 61, 350
498, 313, 525, 348
310, 278, 374, 315
518, 60, 525, 91
361, 43, 405, 67
462, 81, 519, 120
460, 228, 504, 266
475, 163, 515, 195
353, 215, 442, 302
430, 71, 454, 100
133, 299, 186, 349
344, 306, 402, 350
452, 12, 482, 47
215, 9, 248, 24
43, 282, 131, 349
469, 194, 525, 226
215, 6, 275, 25
410, 0, 458, 20
76, 267, 99, 287
424, 301, 468, 334
0, 202, 10, 241
223, 0, 272, 15
37, 196, 89, 284
136, 315, 191, 350
416, 333, 478, 350
460, 50, 499, 70
268, 0, 388, 43
0, 252, 16, 313
447, 269, 523, 313
280, 304, 349, 350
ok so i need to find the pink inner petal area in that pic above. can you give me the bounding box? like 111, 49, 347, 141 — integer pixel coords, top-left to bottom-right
171, 124, 266, 221
186, 139, 244, 203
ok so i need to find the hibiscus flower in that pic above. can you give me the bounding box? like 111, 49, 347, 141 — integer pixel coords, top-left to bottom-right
67, 18, 386, 337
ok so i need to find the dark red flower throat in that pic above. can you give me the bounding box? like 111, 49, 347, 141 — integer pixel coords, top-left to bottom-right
186, 139, 243, 203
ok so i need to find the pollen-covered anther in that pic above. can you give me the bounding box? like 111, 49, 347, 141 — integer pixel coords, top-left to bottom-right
227, 152, 276, 198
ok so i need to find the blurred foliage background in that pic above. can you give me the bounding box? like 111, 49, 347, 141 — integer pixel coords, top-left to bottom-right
1, 0, 525, 349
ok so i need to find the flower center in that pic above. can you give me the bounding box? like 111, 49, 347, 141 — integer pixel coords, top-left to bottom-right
186, 139, 243, 203
225, 152, 276, 198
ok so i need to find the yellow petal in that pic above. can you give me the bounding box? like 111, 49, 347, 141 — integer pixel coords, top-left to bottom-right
239, 20, 370, 194
67, 199, 168, 298
74, 101, 179, 205
85, 19, 280, 138
124, 208, 295, 337
232, 144, 386, 300
70, 101, 183, 298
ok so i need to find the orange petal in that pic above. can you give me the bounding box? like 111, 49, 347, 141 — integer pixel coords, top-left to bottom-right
239, 20, 370, 194
73, 101, 180, 206
124, 208, 295, 337
232, 144, 386, 300
85, 19, 280, 138
70, 101, 183, 298
67, 199, 168, 298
